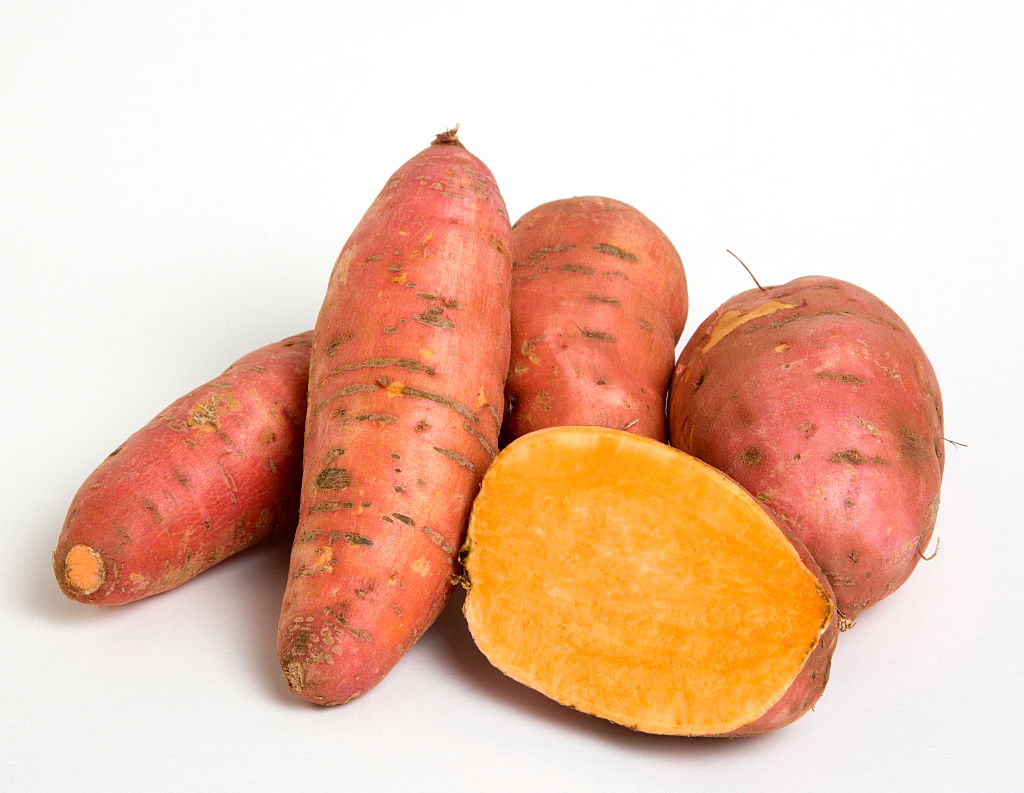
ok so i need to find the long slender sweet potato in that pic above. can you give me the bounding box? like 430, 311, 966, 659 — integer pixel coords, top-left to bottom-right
668, 276, 943, 622
463, 426, 838, 735
277, 130, 512, 705
503, 197, 686, 442
54, 332, 312, 605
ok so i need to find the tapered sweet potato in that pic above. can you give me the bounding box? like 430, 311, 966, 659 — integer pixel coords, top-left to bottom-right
668, 276, 944, 622
277, 130, 512, 705
463, 426, 837, 736
503, 197, 686, 443
54, 332, 312, 605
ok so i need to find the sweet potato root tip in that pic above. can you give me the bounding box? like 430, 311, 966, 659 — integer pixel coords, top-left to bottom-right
432, 126, 462, 146
63, 544, 105, 595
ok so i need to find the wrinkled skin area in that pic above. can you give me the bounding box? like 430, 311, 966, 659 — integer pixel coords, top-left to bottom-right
54, 332, 312, 605
669, 276, 943, 620
503, 196, 686, 443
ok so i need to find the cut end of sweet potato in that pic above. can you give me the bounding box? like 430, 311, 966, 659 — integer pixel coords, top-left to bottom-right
462, 427, 834, 736
63, 544, 105, 596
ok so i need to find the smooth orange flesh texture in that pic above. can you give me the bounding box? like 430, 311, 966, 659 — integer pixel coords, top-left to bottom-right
64, 544, 104, 595
464, 427, 831, 735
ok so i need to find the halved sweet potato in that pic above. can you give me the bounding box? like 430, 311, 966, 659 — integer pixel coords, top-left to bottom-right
462, 426, 837, 736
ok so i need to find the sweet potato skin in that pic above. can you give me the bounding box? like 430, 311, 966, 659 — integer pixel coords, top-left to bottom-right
54, 332, 312, 605
277, 134, 511, 705
503, 197, 686, 443
668, 276, 943, 620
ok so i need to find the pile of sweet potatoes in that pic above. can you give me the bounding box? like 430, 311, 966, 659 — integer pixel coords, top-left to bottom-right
53, 129, 944, 736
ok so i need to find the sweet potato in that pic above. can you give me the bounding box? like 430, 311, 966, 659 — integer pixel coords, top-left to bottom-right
503, 197, 686, 443
463, 426, 838, 735
277, 130, 512, 705
668, 276, 943, 622
54, 332, 312, 605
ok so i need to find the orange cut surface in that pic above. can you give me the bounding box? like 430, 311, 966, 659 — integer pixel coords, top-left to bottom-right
463, 426, 833, 735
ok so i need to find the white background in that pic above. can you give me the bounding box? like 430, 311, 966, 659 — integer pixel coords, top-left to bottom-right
3, 2, 1021, 791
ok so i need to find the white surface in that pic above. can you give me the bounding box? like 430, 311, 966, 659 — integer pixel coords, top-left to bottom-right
2, 2, 1021, 791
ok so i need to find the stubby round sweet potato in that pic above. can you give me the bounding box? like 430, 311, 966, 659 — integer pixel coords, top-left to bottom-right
277, 130, 512, 705
668, 276, 943, 622
503, 197, 686, 443
54, 332, 312, 605
463, 426, 837, 736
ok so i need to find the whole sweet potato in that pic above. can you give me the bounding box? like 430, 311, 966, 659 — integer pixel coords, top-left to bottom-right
277, 130, 512, 705
54, 332, 312, 605
504, 196, 686, 443
668, 276, 943, 621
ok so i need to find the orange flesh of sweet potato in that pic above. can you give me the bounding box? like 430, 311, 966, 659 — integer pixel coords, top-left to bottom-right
463, 427, 837, 736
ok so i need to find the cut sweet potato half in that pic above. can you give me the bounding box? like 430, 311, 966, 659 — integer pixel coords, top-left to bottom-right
462, 426, 837, 736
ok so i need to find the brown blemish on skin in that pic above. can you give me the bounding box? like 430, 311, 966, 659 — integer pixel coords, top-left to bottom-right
528, 243, 576, 260
64, 544, 105, 594
815, 371, 868, 384
432, 446, 476, 472
855, 417, 879, 436
593, 243, 638, 261
828, 449, 889, 466
421, 525, 455, 554
737, 446, 762, 466
413, 308, 455, 329
521, 337, 542, 364
315, 468, 351, 489
899, 425, 926, 461
797, 421, 816, 438
537, 391, 553, 412
344, 533, 373, 546
328, 358, 436, 377
283, 661, 305, 693
702, 301, 797, 353
186, 394, 238, 431
581, 328, 616, 341
411, 558, 430, 576
559, 263, 595, 274
142, 497, 162, 524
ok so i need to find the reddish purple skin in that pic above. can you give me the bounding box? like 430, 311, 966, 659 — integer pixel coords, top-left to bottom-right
504, 197, 687, 443
669, 276, 944, 620
54, 332, 312, 605
277, 135, 512, 706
